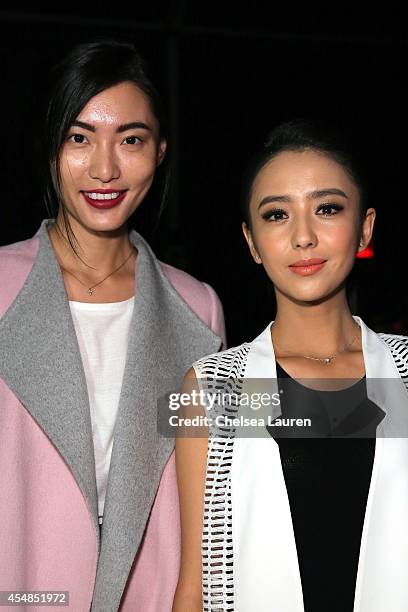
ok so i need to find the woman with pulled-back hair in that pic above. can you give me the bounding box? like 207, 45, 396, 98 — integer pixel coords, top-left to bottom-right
0, 40, 225, 612
174, 120, 408, 612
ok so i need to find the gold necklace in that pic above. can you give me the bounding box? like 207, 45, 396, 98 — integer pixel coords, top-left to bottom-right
59, 247, 135, 296
273, 327, 360, 365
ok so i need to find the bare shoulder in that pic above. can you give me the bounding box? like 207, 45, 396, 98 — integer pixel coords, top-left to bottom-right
178, 366, 208, 432
183, 365, 199, 382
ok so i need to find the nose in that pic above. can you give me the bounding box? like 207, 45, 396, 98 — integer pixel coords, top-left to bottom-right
88, 143, 120, 183
291, 215, 318, 249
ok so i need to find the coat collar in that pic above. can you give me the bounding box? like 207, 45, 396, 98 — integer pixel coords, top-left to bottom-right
0, 218, 221, 611
244, 315, 408, 435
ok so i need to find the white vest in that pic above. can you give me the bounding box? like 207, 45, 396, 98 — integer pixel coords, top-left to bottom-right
193, 316, 408, 612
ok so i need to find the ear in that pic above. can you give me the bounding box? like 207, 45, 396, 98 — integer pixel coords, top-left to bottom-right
242, 222, 262, 264
157, 138, 167, 166
357, 207, 376, 252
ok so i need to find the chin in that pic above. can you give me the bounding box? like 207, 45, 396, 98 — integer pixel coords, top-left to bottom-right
276, 283, 335, 305
67, 210, 128, 235
294, 283, 345, 305
91, 218, 129, 234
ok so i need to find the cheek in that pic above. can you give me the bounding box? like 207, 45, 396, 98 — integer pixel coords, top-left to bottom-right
254, 226, 287, 261
255, 232, 288, 282
59, 150, 88, 185
131, 160, 156, 180
325, 223, 359, 258
123, 159, 158, 208
122, 151, 158, 184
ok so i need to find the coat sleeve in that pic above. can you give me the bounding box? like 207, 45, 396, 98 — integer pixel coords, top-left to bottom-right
159, 261, 227, 350
202, 282, 227, 349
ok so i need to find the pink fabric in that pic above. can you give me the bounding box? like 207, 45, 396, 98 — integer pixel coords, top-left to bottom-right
0, 235, 226, 611
159, 261, 227, 349
0, 236, 40, 317
0, 378, 98, 611
121, 453, 180, 611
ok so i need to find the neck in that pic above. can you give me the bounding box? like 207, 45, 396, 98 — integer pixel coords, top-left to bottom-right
272, 286, 361, 357
48, 213, 135, 274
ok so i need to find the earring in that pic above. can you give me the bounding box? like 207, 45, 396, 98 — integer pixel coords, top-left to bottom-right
255, 254, 261, 262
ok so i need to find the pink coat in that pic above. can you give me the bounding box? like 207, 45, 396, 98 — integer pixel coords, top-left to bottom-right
0, 219, 226, 611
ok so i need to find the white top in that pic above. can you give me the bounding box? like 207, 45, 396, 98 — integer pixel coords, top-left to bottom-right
69, 296, 135, 525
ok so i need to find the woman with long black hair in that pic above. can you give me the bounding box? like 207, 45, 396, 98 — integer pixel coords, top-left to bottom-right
0, 40, 225, 611
174, 120, 408, 612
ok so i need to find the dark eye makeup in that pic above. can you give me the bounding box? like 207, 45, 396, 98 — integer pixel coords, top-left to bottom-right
261, 202, 344, 222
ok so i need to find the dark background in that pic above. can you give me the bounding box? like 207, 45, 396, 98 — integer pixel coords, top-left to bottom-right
1, 5, 407, 345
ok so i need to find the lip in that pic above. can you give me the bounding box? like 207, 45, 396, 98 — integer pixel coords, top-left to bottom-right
289, 259, 327, 276
81, 189, 128, 209
289, 258, 327, 267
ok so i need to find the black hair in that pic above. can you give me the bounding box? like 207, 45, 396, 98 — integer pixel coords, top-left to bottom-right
44, 38, 169, 256
241, 119, 367, 234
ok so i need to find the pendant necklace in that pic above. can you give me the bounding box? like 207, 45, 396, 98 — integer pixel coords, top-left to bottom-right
59, 247, 135, 296
273, 327, 360, 365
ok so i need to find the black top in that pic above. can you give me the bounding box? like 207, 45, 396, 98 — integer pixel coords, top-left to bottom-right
266, 361, 385, 612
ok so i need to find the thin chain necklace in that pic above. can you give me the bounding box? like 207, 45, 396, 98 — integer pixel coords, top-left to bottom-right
272, 326, 360, 365
59, 247, 135, 296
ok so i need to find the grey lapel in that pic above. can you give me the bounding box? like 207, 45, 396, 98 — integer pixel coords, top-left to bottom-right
91, 228, 222, 611
0, 219, 99, 535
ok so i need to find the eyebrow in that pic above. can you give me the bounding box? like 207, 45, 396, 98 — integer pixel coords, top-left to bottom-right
258, 188, 348, 210
71, 120, 151, 133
